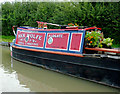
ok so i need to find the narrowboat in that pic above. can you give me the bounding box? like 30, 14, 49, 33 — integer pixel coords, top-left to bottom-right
10, 21, 120, 88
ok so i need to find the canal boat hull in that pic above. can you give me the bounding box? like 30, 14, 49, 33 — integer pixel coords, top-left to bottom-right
11, 23, 120, 89
11, 46, 120, 88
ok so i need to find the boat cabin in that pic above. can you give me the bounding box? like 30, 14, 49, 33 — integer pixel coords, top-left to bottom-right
12, 21, 120, 57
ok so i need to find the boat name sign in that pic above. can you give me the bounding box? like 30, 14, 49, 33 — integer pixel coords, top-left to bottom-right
16, 31, 45, 48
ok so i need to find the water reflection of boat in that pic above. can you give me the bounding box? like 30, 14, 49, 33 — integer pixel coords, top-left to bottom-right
11, 58, 119, 92
11, 22, 120, 88
12, 59, 59, 92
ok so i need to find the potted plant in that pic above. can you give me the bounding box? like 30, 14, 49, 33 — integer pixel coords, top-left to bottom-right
68, 23, 74, 26
67, 23, 78, 29
101, 38, 113, 48
85, 31, 103, 48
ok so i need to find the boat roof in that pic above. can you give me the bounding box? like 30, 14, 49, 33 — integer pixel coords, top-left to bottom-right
18, 21, 102, 31
18, 26, 101, 31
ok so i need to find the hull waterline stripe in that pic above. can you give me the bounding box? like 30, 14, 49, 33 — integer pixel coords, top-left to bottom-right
12, 45, 84, 57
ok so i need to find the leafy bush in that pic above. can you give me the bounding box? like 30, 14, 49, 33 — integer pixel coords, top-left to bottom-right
1, 2, 120, 44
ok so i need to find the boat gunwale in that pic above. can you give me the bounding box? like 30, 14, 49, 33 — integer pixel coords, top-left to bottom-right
85, 47, 120, 54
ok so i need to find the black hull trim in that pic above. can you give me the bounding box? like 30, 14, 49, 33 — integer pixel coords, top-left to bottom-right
12, 47, 120, 88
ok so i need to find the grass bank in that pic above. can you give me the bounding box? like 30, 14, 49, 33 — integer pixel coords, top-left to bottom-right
0, 35, 15, 42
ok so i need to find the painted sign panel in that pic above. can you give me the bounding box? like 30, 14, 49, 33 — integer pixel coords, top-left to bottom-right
45, 33, 69, 50
70, 33, 83, 51
15, 31, 45, 48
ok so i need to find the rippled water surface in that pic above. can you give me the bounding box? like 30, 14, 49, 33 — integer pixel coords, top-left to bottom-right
0, 46, 120, 92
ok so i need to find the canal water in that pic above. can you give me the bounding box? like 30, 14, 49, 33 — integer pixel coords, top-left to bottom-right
0, 46, 120, 92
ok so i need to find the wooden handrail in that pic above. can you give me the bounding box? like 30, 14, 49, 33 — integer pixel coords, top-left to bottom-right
85, 47, 120, 54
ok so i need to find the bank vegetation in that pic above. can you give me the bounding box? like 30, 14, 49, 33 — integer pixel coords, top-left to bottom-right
1, 2, 120, 44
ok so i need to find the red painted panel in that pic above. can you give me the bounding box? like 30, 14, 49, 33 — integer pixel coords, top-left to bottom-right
45, 33, 69, 50
70, 33, 82, 51
15, 31, 45, 48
